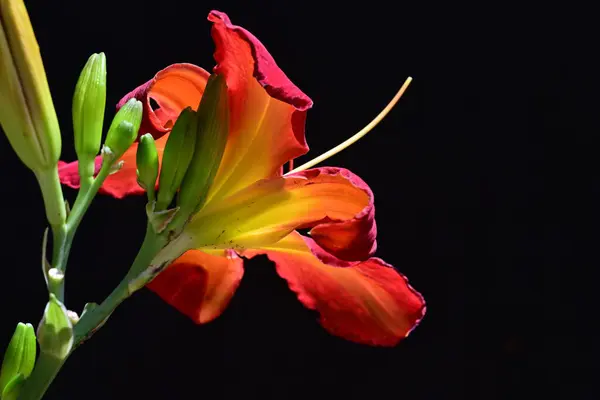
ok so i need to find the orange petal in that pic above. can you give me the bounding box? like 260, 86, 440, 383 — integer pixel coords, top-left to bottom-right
243, 232, 425, 346
186, 168, 376, 261
147, 249, 244, 324
203, 11, 313, 204
116, 63, 210, 139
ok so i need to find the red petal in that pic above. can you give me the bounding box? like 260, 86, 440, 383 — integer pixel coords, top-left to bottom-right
58, 134, 169, 199
116, 63, 210, 139
243, 232, 425, 346
57, 158, 102, 189
208, 10, 312, 111
291, 167, 377, 262
147, 249, 244, 324
202, 11, 313, 203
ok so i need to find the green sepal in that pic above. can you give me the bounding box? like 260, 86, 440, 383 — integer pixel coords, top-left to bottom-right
104, 99, 142, 160
80, 302, 98, 318
136, 133, 159, 199
177, 74, 229, 216
74, 303, 111, 348
36, 294, 73, 359
1, 373, 24, 400
146, 202, 180, 234
0, 323, 36, 394
41, 227, 51, 287
155, 107, 197, 210
72, 52, 107, 180
108, 160, 124, 175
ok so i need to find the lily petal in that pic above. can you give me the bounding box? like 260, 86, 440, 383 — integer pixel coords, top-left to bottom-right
147, 249, 244, 324
203, 11, 313, 204
58, 134, 169, 198
186, 167, 376, 261
116, 63, 210, 139
243, 232, 425, 346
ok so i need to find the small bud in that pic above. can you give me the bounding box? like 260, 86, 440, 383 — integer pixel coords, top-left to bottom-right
155, 108, 197, 210
72, 52, 107, 179
66, 310, 80, 325
0, 0, 62, 172
0, 322, 36, 394
136, 133, 159, 199
37, 294, 73, 359
104, 98, 142, 160
178, 74, 229, 215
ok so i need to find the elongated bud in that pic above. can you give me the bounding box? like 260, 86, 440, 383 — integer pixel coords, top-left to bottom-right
1, 373, 24, 400
136, 133, 159, 199
72, 52, 107, 179
0, 0, 61, 172
104, 98, 142, 160
0, 322, 36, 394
178, 74, 229, 215
36, 294, 73, 359
155, 107, 197, 210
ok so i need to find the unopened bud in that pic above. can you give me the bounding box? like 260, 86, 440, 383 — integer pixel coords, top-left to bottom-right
178, 74, 229, 215
72, 52, 107, 179
155, 107, 197, 210
104, 98, 142, 161
0, 0, 61, 172
0, 322, 36, 394
136, 133, 159, 199
36, 294, 73, 359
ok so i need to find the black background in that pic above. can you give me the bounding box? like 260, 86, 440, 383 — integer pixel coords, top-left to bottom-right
1, 1, 597, 399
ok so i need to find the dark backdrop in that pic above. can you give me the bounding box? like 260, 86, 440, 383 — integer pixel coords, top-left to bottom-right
1, 1, 597, 399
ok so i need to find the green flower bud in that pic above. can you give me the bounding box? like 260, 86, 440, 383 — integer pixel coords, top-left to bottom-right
136, 133, 159, 199
155, 107, 197, 210
1, 372, 25, 400
177, 74, 229, 215
104, 98, 142, 161
0, 0, 62, 172
72, 52, 107, 179
36, 294, 73, 359
0, 322, 36, 394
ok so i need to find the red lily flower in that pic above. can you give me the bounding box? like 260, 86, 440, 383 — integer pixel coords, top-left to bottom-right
58, 10, 425, 346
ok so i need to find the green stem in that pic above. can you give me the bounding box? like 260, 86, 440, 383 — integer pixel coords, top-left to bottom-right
34, 168, 66, 228
17, 158, 130, 400
48, 161, 113, 300
73, 224, 167, 345
17, 353, 65, 400
18, 225, 167, 400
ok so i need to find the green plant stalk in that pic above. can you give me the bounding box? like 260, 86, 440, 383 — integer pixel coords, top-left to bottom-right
73, 224, 168, 344
34, 168, 66, 228
48, 160, 114, 301
35, 167, 68, 300
17, 224, 169, 400
16, 156, 126, 400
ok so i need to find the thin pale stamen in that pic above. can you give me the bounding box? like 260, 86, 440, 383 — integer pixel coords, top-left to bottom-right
285, 77, 412, 175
